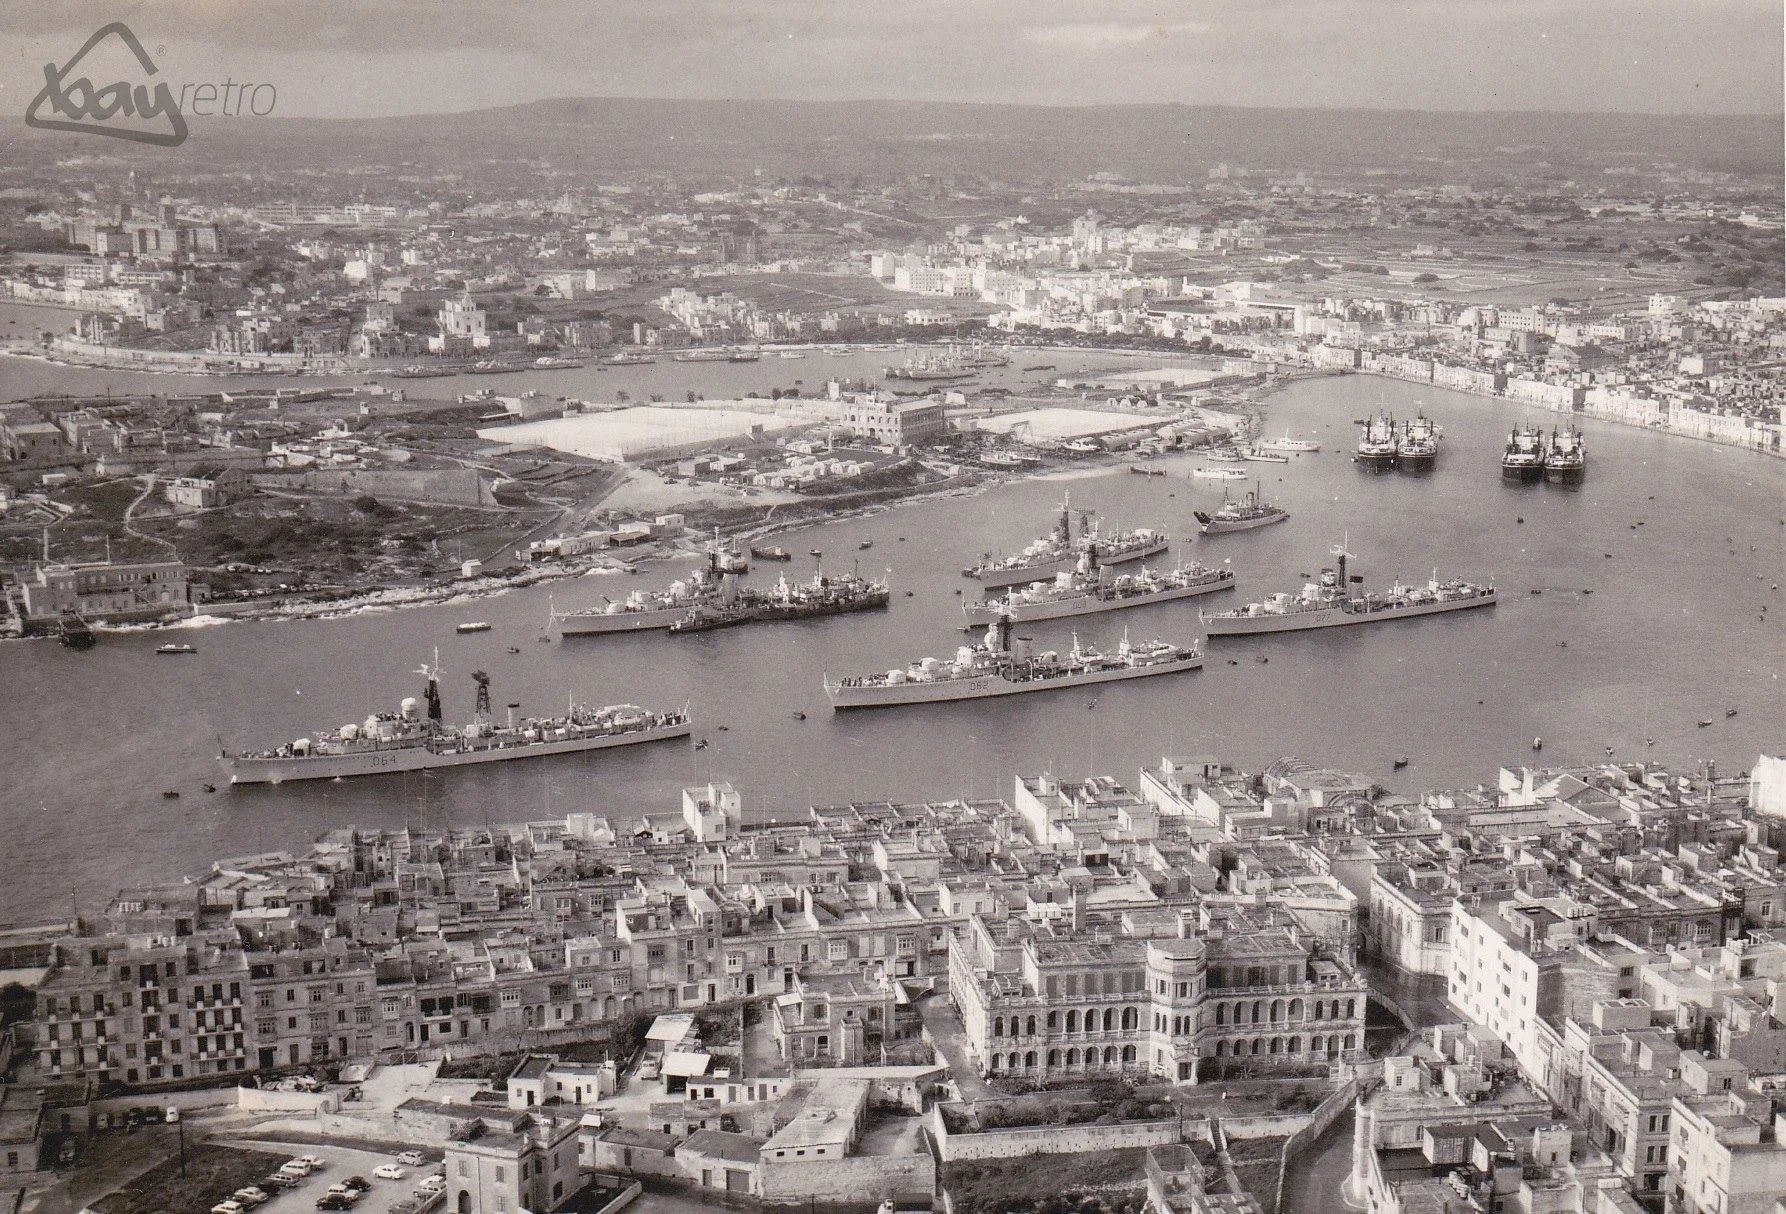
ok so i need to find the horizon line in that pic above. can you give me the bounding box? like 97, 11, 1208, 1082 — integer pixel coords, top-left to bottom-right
150, 95, 1786, 124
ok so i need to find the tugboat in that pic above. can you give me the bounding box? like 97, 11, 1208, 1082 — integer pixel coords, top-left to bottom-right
1501, 425, 1545, 483
1543, 426, 1586, 485
750, 544, 793, 562
1194, 485, 1289, 535
156, 642, 198, 655
1396, 412, 1440, 474
1355, 412, 1398, 471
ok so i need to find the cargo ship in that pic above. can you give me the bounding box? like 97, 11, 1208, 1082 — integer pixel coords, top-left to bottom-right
1199, 543, 1495, 636
963, 497, 1168, 589
222, 661, 689, 784
533, 356, 585, 370
960, 556, 1233, 626
553, 551, 732, 635
1194, 486, 1288, 535
1355, 412, 1398, 471
671, 566, 891, 633
824, 616, 1202, 708
1501, 425, 1545, 483
1543, 426, 1586, 485
1396, 412, 1440, 474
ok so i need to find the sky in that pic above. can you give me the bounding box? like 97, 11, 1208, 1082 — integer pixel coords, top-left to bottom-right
3, 0, 1781, 120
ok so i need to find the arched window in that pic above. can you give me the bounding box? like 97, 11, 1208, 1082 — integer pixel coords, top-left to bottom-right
1008, 1052, 1020, 1070
1066, 1010, 1079, 1033
1215, 1040, 1229, 1057
1025, 1051, 1037, 1069
1251, 1001, 1263, 1024
1102, 1008, 1115, 1033
994, 1016, 1004, 1038
1047, 1011, 1059, 1031
1344, 1033, 1356, 1050
1104, 1046, 1118, 1065
1066, 1047, 1080, 1066
1122, 1045, 1136, 1063
988, 1054, 1000, 1071
1047, 1049, 1060, 1067
1250, 1038, 1263, 1056
1289, 998, 1304, 1021
1270, 1037, 1282, 1055
1121, 1006, 1136, 1031
1345, 999, 1356, 1020
1026, 1015, 1036, 1036
1289, 1036, 1303, 1054
1310, 1034, 1324, 1053
1270, 999, 1284, 1023
1215, 1004, 1227, 1026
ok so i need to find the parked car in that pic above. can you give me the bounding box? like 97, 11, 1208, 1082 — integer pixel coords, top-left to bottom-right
297, 1155, 326, 1170
395, 1151, 425, 1167
373, 1164, 406, 1180
414, 1175, 447, 1195
315, 1197, 356, 1212
279, 1160, 314, 1178
210, 1201, 245, 1214
234, 1188, 270, 1207
342, 1176, 371, 1192
261, 1174, 300, 1191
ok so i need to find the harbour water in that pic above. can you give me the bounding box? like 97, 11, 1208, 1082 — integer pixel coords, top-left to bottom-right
1, 369, 1780, 921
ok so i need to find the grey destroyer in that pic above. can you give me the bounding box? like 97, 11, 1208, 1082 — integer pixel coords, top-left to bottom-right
964, 496, 1168, 589
961, 554, 1233, 626
223, 660, 689, 784
825, 616, 1202, 708
1199, 543, 1495, 636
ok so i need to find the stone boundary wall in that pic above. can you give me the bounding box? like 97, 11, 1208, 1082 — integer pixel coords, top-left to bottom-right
927, 1105, 1184, 1162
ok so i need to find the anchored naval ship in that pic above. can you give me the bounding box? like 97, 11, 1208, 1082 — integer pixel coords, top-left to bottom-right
824, 615, 1202, 708
963, 495, 1168, 589
222, 658, 689, 784
1199, 542, 1496, 636
961, 552, 1233, 626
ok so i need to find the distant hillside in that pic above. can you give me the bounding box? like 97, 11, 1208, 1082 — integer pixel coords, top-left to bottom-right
10, 99, 1782, 185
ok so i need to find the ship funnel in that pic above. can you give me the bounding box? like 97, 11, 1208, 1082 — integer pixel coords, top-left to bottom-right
507, 702, 519, 728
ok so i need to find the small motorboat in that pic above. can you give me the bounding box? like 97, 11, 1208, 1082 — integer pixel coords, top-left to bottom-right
1392, 757, 1409, 770
161, 790, 180, 799
1532, 737, 1543, 751
859, 540, 874, 550
809, 549, 822, 557
1697, 718, 1713, 728
456, 622, 492, 634
693, 739, 708, 751
156, 643, 198, 655
1726, 708, 1739, 718
506, 646, 521, 654
202, 783, 217, 793
791, 711, 806, 721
